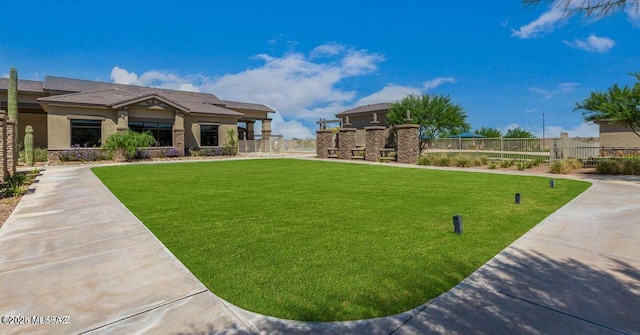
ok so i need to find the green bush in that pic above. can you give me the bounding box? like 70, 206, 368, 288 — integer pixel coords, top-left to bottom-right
418, 155, 433, 166
435, 156, 451, 167
597, 159, 640, 175
455, 156, 472, 167
103, 130, 156, 160
499, 160, 514, 168
3, 173, 26, 197
488, 162, 497, 169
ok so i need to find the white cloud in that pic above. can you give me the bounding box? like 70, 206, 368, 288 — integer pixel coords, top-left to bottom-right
110, 66, 203, 92
626, 5, 640, 26
524, 108, 539, 114
530, 82, 579, 99
512, 5, 566, 39
540, 122, 599, 138
563, 35, 615, 53
111, 44, 454, 138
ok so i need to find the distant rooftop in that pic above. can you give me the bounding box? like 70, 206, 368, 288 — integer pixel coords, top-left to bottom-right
335, 102, 392, 117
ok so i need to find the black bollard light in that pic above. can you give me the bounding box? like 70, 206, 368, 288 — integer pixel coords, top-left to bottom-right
550, 179, 555, 188
453, 215, 463, 234
515, 193, 521, 205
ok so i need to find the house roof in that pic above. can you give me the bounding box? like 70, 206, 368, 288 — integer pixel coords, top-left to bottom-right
222, 100, 275, 113
0, 78, 45, 93
335, 102, 392, 117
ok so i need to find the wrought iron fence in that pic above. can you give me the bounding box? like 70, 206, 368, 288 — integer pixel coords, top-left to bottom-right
427, 138, 549, 162
551, 147, 640, 167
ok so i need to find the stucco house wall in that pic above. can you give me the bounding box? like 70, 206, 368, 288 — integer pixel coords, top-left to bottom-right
184, 115, 238, 148
46, 106, 118, 150
597, 121, 640, 147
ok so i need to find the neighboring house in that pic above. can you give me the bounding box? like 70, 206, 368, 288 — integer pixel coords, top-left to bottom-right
335, 103, 392, 146
594, 120, 640, 148
0, 76, 274, 156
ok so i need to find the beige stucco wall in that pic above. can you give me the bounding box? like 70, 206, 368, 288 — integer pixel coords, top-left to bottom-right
184, 114, 238, 148
46, 106, 118, 149
20, 112, 48, 148
598, 122, 640, 147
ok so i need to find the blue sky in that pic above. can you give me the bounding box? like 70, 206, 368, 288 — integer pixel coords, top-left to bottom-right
1, 1, 639, 138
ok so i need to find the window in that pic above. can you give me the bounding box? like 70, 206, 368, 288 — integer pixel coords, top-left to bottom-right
129, 121, 173, 146
71, 119, 101, 147
200, 125, 219, 146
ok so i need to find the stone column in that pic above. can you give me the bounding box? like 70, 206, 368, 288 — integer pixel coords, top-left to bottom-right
116, 108, 129, 133
338, 128, 356, 160
0, 111, 7, 182
365, 126, 386, 162
247, 121, 255, 140
173, 111, 185, 156
397, 124, 420, 164
261, 119, 272, 140
316, 129, 333, 158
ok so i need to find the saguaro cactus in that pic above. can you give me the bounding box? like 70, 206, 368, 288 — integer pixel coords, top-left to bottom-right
24, 125, 34, 166
8, 67, 18, 123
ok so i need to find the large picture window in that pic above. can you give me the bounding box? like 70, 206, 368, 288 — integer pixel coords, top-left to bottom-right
129, 121, 173, 146
71, 119, 101, 147
200, 125, 219, 146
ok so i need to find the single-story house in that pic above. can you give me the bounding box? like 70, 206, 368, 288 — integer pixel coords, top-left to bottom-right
594, 120, 640, 147
335, 102, 392, 146
0, 76, 275, 156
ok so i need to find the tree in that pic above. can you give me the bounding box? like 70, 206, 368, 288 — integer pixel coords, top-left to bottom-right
474, 127, 503, 138
523, 0, 639, 18
505, 127, 535, 138
575, 73, 640, 138
387, 94, 470, 152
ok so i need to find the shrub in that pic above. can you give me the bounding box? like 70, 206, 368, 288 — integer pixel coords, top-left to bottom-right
418, 155, 433, 166
516, 162, 527, 171
3, 173, 26, 197
549, 159, 582, 174
488, 162, 497, 169
597, 159, 640, 175
455, 156, 472, 167
166, 148, 180, 158
479, 156, 489, 166
435, 156, 451, 167
190, 147, 235, 157
499, 160, 514, 168
59, 146, 113, 162
103, 130, 156, 160
134, 149, 151, 160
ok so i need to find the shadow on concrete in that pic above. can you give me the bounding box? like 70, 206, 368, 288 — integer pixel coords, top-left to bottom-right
400, 247, 639, 334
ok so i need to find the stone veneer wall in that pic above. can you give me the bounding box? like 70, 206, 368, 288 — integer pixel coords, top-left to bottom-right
173, 129, 185, 156
316, 129, 333, 158
0, 111, 17, 181
365, 126, 386, 162
338, 128, 356, 160
396, 124, 420, 164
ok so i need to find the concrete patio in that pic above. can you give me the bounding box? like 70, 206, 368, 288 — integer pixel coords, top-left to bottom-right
0, 160, 638, 334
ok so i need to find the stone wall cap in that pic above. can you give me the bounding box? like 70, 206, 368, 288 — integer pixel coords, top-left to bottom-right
396, 124, 420, 129
364, 126, 386, 130
338, 127, 358, 131
316, 129, 333, 133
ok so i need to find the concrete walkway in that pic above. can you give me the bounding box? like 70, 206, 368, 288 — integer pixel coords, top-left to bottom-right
0, 161, 638, 334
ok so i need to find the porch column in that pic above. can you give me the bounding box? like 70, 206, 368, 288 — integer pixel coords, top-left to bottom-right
173, 111, 185, 156
247, 121, 255, 140
117, 108, 129, 133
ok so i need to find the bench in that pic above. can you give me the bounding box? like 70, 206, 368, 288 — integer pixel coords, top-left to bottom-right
379, 148, 396, 161
351, 147, 365, 159
327, 148, 338, 158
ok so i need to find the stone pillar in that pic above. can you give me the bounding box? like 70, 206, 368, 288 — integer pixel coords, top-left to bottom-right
316, 129, 333, 158
338, 128, 356, 160
117, 108, 129, 133
6, 119, 16, 176
397, 124, 420, 164
365, 126, 386, 162
173, 111, 185, 156
0, 111, 7, 182
261, 119, 272, 140
247, 121, 255, 140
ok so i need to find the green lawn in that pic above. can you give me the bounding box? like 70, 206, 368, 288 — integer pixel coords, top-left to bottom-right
92, 159, 590, 321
